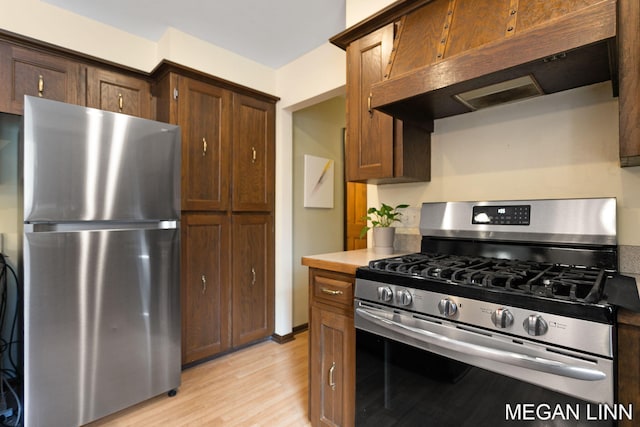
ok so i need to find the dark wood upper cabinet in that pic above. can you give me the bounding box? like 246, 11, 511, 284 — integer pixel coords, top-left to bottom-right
178, 76, 232, 212
618, 0, 640, 166
0, 42, 83, 114
231, 93, 275, 211
154, 71, 232, 212
345, 24, 431, 183
86, 67, 152, 119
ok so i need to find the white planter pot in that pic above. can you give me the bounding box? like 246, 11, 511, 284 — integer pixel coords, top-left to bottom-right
373, 227, 395, 254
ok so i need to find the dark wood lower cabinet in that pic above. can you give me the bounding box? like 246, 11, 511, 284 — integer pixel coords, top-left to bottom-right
181, 213, 231, 364
232, 214, 275, 347
309, 268, 355, 427
618, 309, 640, 426
182, 212, 275, 365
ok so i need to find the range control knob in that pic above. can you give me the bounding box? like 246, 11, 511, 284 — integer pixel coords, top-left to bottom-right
491, 308, 514, 328
523, 314, 548, 336
396, 289, 413, 306
377, 286, 393, 302
437, 298, 458, 317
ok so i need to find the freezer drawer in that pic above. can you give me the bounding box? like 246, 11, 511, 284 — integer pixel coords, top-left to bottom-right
23, 227, 180, 427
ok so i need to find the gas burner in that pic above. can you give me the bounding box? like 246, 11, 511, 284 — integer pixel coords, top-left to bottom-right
367, 253, 608, 304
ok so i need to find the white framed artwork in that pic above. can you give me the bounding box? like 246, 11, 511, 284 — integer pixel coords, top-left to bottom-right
303, 154, 334, 208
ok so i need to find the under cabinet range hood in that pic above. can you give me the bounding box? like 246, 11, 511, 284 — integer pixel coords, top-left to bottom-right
332, 0, 618, 125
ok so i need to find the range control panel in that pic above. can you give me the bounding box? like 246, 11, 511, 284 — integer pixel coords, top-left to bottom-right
472, 204, 531, 225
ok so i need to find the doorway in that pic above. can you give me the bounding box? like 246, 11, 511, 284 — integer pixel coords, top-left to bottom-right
291, 96, 367, 328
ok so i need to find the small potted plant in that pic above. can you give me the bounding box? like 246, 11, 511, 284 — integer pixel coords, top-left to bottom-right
360, 203, 409, 254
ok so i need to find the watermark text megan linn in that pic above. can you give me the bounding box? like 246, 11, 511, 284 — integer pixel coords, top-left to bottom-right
505, 403, 633, 422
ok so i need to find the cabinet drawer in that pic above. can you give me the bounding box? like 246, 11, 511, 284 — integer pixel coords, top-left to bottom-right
311, 270, 354, 308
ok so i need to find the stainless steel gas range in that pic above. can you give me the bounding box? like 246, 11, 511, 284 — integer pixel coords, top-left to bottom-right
354, 198, 635, 426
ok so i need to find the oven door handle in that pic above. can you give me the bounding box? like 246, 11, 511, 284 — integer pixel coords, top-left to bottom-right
356, 307, 607, 381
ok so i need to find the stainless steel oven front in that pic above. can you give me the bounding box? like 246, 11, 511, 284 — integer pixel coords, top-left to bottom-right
354, 297, 617, 427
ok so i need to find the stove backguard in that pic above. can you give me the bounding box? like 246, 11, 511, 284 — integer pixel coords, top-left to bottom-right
419, 198, 617, 248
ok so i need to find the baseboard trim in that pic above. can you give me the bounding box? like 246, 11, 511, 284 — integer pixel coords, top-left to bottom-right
293, 323, 309, 334
271, 332, 295, 344
271, 323, 309, 345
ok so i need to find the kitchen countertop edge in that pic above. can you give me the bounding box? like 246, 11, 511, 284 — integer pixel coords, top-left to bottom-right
301, 249, 409, 276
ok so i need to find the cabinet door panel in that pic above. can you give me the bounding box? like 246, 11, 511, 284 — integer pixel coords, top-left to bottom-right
310, 303, 355, 427
345, 24, 431, 183
231, 93, 275, 212
617, 310, 640, 427
346, 25, 394, 181
86, 67, 151, 118
231, 214, 274, 346
181, 213, 231, 364
0, 43, 83, 114
179, 78, 231, 211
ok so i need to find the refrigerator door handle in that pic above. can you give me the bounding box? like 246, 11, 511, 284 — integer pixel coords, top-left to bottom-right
25, 220, 178, 233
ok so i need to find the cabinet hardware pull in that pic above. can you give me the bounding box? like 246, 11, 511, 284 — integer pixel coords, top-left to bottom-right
367, 93, 373, 116
38, 75, 44, 97
251, 267, 256, 286
251, 147, 257, 163
118, 93, 123, 111
201, 274, 207, 294
328, 362, 336, 390
321, 288, 344, 296
202, 138, 208, 156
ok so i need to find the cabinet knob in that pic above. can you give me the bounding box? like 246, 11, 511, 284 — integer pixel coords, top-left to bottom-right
251, 147, 257, 163
38, 75, 44, 97
251, 267, 256, 286
118, 93, 123, 111
202, 137, 208, 156
201, 274, 207, 294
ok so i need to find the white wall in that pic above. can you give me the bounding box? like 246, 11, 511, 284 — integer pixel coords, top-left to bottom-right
371, 82, 640, 246
292, 97, 346, 327
0, 0, 276, 94
270, 0, 397, 334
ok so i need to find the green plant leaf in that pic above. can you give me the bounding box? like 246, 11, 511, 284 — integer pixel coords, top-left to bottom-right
361, 203, 410, 230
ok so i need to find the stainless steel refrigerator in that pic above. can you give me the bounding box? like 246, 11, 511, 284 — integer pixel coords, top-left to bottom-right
22, 96, 181, 427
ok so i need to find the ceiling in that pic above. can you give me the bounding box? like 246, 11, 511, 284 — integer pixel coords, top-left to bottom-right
42, 0, 347, 68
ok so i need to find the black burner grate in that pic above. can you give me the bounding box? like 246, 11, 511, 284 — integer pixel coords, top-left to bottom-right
368, 253, 607, 303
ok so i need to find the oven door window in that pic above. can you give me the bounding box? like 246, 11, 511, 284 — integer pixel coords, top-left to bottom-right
356, 329, 615, 427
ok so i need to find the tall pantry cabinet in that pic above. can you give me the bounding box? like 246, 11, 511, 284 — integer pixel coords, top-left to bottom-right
153, 65, 276, 365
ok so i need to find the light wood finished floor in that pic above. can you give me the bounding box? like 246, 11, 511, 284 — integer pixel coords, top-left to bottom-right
86, 332, 311, 427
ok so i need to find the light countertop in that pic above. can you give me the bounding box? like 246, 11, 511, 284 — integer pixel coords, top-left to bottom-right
301, 249, 409, 275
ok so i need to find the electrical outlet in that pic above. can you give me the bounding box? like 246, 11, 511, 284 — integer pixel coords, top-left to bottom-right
399, 207, 420, 228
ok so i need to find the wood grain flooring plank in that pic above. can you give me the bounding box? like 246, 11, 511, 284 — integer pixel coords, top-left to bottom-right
86, 332, 311, 427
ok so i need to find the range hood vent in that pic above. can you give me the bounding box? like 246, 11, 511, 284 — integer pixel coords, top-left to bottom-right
332, 0, 618, 125
453, 75, 543, 111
